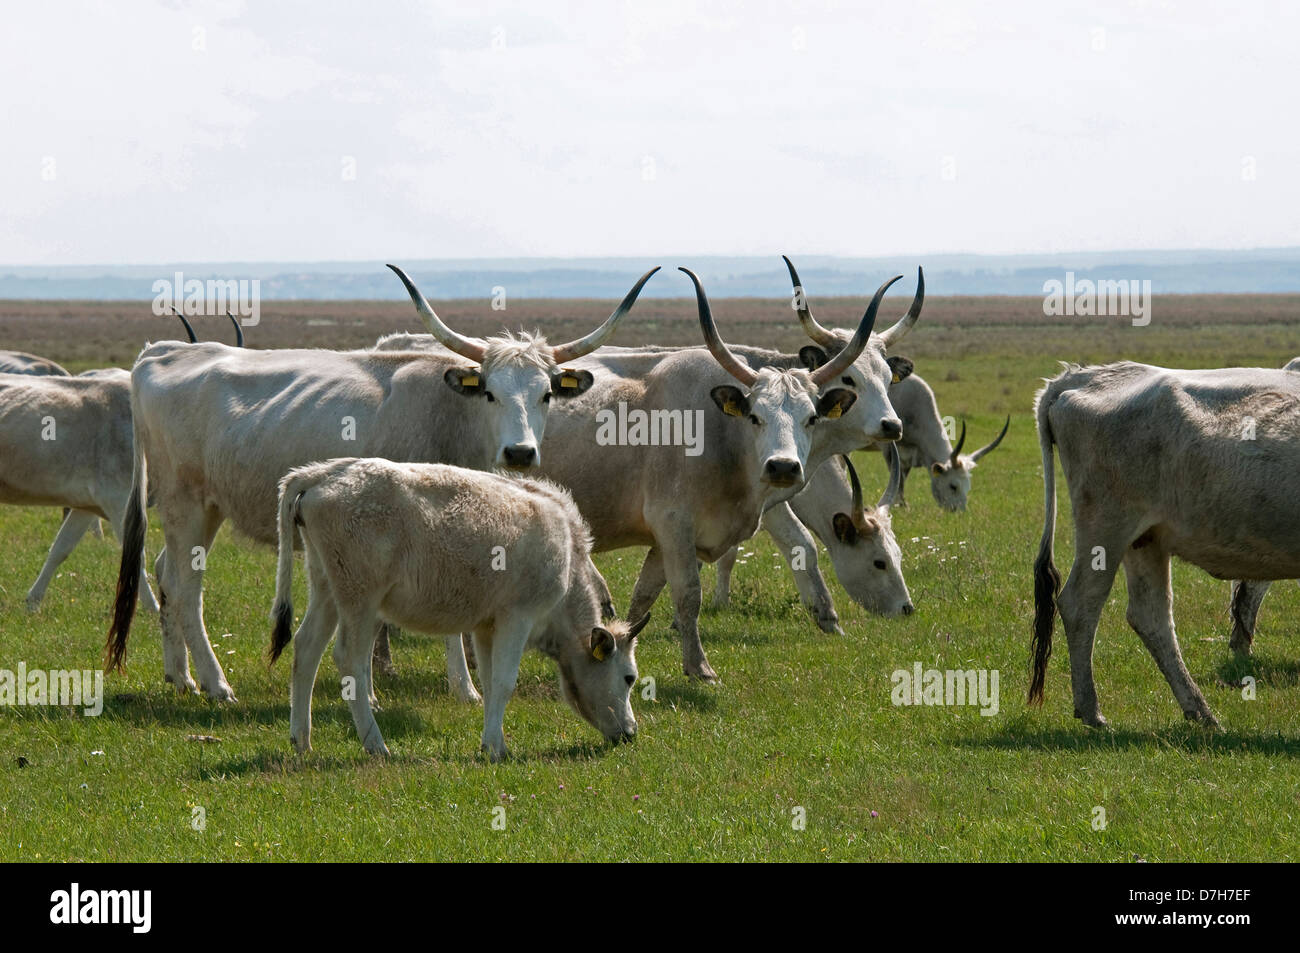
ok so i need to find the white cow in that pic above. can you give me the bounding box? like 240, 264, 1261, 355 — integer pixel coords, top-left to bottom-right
269, 458, 646, 761
1030, 361, 1300, 727
0, 370, 158, 610
105, 266, 657, 700
0, 351, 70, 376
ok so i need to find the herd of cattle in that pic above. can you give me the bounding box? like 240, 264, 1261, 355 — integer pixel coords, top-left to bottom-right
0, 263, 1294, 759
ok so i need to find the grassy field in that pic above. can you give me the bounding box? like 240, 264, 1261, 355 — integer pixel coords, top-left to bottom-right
2, 293, 1300, 861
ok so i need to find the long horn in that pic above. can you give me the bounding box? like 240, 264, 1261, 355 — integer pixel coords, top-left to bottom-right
387, 264, 487, 363
170, 307, 197, 343
878, 443, 902, 510
971, 415, 1010, 462
809, 275, 902, 387
949, 419, 967, 465
681, 267, 757, 387
783, 255, 839, 349
225, 310, 244, 347
551, 267, 660, 363
842, 454, 864, 513
876, 267, 925, 349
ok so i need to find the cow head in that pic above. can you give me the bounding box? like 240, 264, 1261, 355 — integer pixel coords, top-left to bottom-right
826, 448, 913, 617
685, 267, 902, 490
928, 417, 1009, 511
785, 256, 924, 454
557, 611, 648, 744
389, 264, 658, 470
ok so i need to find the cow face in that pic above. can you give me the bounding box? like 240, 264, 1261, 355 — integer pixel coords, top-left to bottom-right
797, 344, 910, 452
558, 614, 646, 744
444, 344, 594, 470
928, 459, 973, 512
828, 508, 913, 616
711, 368, 856, 489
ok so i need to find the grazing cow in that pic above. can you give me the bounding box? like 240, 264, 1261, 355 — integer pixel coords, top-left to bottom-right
1030, 361, 1300, 727
712, 446, 911, 628
268, 458, 647, 760
0, 369, 158, 610
0, 351, 71, 376
105, 266, 656, 701
382, 262, 924, 681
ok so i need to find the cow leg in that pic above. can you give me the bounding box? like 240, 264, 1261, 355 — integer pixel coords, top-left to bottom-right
336, 606, 388, 756
445, 634, 481, 704
91, 518, 104, 539
627, 546, 668, 623
1056, 546, 1121, 727
26, 509, 96, 609
895, 464, 909, 508
712, 547, 737, 609
1123, 545, 1218, 726
476, 616, 531, 762
288, 552, 338, 753
158, 506, 234, 701
654, 529, 715, 681
1229, 580, 1269, 655
762, 502, 842, 634
372, 623, 398, 677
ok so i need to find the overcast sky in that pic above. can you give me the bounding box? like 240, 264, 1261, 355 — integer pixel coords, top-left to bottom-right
1, 0, 1295, 265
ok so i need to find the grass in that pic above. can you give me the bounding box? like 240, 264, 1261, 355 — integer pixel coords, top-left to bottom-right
2, 298, 1300, 861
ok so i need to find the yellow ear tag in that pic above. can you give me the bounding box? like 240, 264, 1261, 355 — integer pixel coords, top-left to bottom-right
592, 643, 607, 661
560, 375, 579, 389
825, 403, 844, 419
723, 400, 742, 417
462, 374, 479, 387
891, 372, 902, 383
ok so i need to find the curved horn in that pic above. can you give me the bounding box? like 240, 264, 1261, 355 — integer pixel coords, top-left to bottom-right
170, 307, 197, 343
876, 267, 925, 349
224, 310, 244, 348
841, 454, 864, 514
949, 419, 967, 466
680, 267, 757, 387
551, 267, 660, 363
878, 443, 903, 510
971, 415, 1010, 462
783, 255, 839, 349
387, 264, 487, 363
809, 274, 902, 387
626, 611, 652, 641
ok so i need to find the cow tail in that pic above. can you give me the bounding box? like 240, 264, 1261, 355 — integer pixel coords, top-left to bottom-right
1029, 385, 1063, 706
105, 391, 148, 673
269, 468, 311, 663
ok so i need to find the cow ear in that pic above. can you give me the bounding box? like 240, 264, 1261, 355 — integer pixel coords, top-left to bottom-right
930, 462, 945, 477
887, 356, 914, 384
444, 366, 485, 396
832, 513, 858, 545
590, 627, 616, 662
816, 388, 857, 420
798, 345, 829, 371
552, 368, 594, 398
711, 385, 749, 418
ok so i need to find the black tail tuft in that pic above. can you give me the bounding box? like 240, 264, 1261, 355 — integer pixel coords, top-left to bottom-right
269, 600, 294, 664
1028, 537, 1061, 706
104, 485, 145, 673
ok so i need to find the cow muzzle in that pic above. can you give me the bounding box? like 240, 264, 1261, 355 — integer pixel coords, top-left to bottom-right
762, 457, 803, 487
878, 417, 903, 442
501, 445, 538, 469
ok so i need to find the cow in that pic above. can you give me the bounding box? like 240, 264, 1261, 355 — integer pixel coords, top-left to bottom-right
712, 446, 911, 629
0, 351, 70, 376
1029, 361, 1300, 727
0, 369, 158, 611
104, 265, 657, 701
379, 262, 924, 681
268, 458, 647, 760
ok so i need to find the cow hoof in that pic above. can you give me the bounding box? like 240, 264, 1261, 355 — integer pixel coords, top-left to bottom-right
165, 673, 199, 695
24, 595, 42, 612
374, 660, 398, 678
814, 614, 841, 634
291, 736, 311, 754
450, 683, 482, 705
364, 742, 391, 758
204, 683, 237, 703
1074, 709, 1109, 728
1228, 641, 1252, 657
1185, 709, 1221, 729
685, 664, 719, 682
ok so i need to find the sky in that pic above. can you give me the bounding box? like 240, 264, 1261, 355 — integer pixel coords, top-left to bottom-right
1, 0, 1296, 266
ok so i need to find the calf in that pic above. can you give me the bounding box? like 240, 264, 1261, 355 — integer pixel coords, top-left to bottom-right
269, 458, 646, 760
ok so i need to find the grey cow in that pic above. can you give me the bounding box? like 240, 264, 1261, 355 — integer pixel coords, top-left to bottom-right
1030, 361, 1300, 727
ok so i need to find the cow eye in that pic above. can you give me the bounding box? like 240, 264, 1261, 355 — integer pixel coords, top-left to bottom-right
873, 559, 887, 570
842, 376, 855, 386
748, 414, 760, 426
484, 391, 496, 403
807, 415, 818, 427
542, 392, 552, 404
